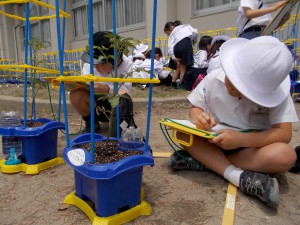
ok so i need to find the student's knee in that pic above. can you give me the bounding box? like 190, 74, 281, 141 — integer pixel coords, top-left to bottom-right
269, 143, 296, 170
70, 89, 88, 105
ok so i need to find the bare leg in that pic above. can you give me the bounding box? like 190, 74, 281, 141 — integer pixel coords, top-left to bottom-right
172, 64, 181, 82
227, 143, 296, 173
69, 89, 96, 117
178, 132, 231, 176
179, 65, 186, 83
176, 132, 288, 206
178, 132, 296, 174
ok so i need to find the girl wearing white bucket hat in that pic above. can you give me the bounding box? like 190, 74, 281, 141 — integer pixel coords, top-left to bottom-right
172, 36, 298, 206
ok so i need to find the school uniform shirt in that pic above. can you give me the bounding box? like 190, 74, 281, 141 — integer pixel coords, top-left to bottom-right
188, 68, 298, 131
237, 0, 272, 36
167, 24, 198, 59
193, 50, 208, 69
132, 58, 168, 79
206, 51, 221, 74
82, 55, 133, 95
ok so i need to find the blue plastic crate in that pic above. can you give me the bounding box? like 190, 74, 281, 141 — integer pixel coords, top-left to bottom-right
63, 133, 154, 217
0, 118, 65, 164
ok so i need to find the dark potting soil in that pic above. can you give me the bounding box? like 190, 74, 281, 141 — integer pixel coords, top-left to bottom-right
75, 140, 143, 164
22, 121, 45, 127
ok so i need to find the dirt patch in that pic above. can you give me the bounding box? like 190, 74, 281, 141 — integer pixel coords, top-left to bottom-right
0, 87, 300, 225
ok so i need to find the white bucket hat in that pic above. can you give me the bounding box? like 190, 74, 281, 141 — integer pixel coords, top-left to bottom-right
133, 52, 145, 59
220, 36, 293, 107
211, 35, 230, 46
133, 43, 148, 54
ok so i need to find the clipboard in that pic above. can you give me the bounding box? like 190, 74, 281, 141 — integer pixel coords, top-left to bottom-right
159, 118, 217, 147
261, 0, 298, 35
43, 77, 90, 91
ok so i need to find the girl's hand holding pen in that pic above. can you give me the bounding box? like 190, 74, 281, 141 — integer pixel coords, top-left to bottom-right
193, 111, 217, 131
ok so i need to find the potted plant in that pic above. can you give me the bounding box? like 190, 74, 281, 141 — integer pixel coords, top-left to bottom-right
61, 33, 155, 223
0, 37, 65, 174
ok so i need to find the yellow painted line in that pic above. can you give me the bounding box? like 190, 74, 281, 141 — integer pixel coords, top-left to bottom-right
152, 152, 172, 158
222, 183, 237, 225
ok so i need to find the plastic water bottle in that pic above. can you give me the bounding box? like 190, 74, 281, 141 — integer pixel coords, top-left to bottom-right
132, 127, 143, 142
0, 111, 22, 160
122, 126, 141, 142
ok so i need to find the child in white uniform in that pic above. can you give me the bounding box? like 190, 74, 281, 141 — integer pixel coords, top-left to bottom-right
182, 35, 213, 90
237, 0, 286, 39
170, 36, 298, 206
207, 35, 230, 74
71, 31, 134, 135
164, 21, 198, 86
193, 35, 212, 69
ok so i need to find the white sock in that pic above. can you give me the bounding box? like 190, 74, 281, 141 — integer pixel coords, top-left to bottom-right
223, 165, 244, 187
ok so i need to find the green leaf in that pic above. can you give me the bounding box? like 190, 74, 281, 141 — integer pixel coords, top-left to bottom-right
108, 96, 120, 108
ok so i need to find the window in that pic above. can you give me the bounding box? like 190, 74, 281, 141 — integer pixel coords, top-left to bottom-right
19, 0, 51, 45
73, 5, 88, 36
72, 0, 145, 38
195, 0, 239, 14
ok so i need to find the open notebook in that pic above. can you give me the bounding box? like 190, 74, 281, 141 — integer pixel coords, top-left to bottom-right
159, 118, 251, 146
160, 118, 246, 137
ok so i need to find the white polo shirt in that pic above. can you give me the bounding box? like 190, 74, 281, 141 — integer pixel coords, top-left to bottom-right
237, 0, 272, 35
132, 58, 166, 79
82, 55, 133, 95
188, 68, 298, 131
167, 24, 198, 58
193, 50, 208, 69
207, 51, 221, 74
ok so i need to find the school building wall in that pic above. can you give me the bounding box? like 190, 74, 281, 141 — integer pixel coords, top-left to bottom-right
0, 0, 298, 61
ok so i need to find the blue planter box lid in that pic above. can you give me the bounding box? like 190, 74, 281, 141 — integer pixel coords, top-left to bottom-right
0, 118, 65, 136
63, 133, 154, 180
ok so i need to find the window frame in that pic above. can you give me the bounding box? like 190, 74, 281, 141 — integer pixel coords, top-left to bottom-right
19, 1, 51, 48
71, 0, 145, 40
193, 0, 278, 17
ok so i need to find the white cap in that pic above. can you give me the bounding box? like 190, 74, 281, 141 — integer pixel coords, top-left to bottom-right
211, 35, 230, 46
133, 43, 148, 54
133, 52, 145, 59
220, 36, 293, 107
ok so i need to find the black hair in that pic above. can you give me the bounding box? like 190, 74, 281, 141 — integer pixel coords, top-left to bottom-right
198, 35, 213, 51
92, 31, 123, 64
174, 20, 182, 26
154, 47, 163, 57
164, 20, 182, 32
145, 47, 163, 59
164, 22, 174, 32
207, 40, 226, 60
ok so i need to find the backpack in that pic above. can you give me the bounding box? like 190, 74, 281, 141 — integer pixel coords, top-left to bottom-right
110, 93, 137, 137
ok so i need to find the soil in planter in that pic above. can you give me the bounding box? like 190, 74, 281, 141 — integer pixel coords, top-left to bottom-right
22, 121, 45, 127
76, 140, 143, 164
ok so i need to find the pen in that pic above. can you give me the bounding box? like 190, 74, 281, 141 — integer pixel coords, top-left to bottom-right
203, 88, 210, 114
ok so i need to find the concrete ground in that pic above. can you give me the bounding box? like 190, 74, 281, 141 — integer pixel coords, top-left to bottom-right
0, 95, 299, 225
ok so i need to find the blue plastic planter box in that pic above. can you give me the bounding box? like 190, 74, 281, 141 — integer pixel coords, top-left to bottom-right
0, 118, 65, 164
291, 81, 300, 94
63, 133, 154, 217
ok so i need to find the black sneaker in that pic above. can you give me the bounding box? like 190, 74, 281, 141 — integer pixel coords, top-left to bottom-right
289, 146, 300, 173
168, 150, 206, 171
81, 122, 101, 134
239, 171, 279, 206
